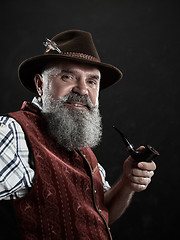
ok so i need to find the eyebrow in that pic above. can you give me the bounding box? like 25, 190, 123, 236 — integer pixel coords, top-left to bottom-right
61, 69, 76, 74
89, 74, 100, 80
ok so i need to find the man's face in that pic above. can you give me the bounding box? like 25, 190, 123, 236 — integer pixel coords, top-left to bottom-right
36, 60, 101, 108
34, 60, 102, 150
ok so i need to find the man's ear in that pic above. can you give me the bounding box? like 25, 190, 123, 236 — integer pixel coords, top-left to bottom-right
34, 74, 43, 96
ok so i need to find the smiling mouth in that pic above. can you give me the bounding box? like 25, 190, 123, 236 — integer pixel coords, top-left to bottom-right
65, 101, 89, 110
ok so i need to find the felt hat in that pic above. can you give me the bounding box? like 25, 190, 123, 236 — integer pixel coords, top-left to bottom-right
18, 30, 123, 93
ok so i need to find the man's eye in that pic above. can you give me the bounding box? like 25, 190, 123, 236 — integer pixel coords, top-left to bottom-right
61, 75, 73, 80
88, 80, 97, 86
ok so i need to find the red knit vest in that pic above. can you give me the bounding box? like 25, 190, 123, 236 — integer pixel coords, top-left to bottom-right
9, 102, 112, 240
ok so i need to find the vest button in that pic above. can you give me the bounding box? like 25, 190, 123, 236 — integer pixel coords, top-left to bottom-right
98, 209, 102, 213
94, 190, 97, 194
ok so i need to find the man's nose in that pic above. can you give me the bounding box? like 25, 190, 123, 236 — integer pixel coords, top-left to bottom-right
72, 78, 88, 95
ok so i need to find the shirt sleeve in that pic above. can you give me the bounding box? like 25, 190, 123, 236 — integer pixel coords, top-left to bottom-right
0, 116, 35, 200
98, 163, 111, 192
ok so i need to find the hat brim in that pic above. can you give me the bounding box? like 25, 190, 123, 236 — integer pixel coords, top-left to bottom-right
18, 54, 123, 94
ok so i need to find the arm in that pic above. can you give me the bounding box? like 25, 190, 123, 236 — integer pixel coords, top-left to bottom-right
104, 146, 156, 225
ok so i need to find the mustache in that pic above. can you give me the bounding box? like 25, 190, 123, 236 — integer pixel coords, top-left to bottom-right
58, 92, 95, 110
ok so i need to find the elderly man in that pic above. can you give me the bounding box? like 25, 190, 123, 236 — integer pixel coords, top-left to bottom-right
0, 30, 156, 240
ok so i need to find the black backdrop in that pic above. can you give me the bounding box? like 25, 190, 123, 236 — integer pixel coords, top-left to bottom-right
0, 0, 179, 239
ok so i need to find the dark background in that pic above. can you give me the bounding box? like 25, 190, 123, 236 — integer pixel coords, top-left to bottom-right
0, 0, 179, 239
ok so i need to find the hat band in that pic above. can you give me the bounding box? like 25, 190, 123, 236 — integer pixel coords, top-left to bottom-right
60, 52, 100, 62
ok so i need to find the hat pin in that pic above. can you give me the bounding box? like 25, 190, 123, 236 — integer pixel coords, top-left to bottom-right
43, 37, 62, 54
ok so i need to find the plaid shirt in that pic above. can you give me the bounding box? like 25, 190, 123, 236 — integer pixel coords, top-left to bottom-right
0, 108, 110, 200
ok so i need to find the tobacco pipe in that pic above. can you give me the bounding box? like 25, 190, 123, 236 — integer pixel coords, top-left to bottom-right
113, 126, 160, 162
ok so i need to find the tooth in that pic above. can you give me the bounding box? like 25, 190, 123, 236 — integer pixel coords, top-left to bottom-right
74, 104, 83, 107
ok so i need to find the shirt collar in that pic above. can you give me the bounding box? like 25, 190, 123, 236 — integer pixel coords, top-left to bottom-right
31, 97, 42, 111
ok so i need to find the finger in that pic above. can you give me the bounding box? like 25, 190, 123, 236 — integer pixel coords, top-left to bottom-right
138, 161, 156, 171
132, 168, 154, 178
129, 174, 151, 185
130, 182, 147, 192
136, 146, 145, 151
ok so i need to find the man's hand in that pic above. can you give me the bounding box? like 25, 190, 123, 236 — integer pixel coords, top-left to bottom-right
104, 146, 157, 224
122, 146, 156, 192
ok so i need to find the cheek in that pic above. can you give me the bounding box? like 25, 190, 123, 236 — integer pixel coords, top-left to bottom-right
48, 80, 72, 99
90, 88, 99, 106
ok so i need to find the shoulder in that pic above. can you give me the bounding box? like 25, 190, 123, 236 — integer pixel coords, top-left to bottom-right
0, 116, 24, 132
0, 116, 34, 200
0, 116, 25, 149
0, 115, 22, 127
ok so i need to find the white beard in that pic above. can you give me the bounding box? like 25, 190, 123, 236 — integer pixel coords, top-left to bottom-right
41, 92, 102, 151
